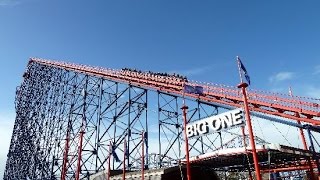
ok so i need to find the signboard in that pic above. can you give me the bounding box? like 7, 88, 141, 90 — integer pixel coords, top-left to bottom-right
186, 109, 245, 138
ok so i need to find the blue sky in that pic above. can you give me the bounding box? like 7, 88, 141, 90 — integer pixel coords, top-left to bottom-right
1, 0, 320, 177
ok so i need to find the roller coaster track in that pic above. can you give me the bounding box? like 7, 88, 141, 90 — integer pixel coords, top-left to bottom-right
30, 57, 320, 125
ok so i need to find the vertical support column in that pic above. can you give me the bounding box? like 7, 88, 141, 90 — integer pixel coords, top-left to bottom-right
127, 85, 131, 170
219, 132, 223, 149
288, 88, 308, 150
113, 82, 119, 170
142, 131, 145, 180
107, 141, 112, 180
297, 118, 308, 150
75, 120, 85, 180
157, 91, 161, 168
95, 78, 104, 171
238, 83, 262, 180
61, 118, 72, 180
299, 118, 314, 178
76, 75, 88, 180
241, 126, 253, 180
197, 102, 204, 154
50, 156, 55, 179
176, 97, 181, 159
123, 137, 126, 180
289, 89, 312, 177
144, 89, 149, 170
181, 105, 191, 180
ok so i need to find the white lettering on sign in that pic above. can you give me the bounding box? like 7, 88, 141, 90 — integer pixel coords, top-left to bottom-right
186, 109, 245, 138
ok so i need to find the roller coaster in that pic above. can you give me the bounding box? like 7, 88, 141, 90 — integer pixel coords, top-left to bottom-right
4, 58, 320, 179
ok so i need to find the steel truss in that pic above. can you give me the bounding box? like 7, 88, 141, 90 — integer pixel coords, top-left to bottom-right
4, 62, 148, 179
4, 58, 320, 180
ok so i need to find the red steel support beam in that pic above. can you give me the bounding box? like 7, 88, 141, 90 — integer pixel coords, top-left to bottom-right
238, 82, 262, 180
61, 123, 71, 180
241, 127, 253, 180
261, 165, 314, 173
75, 120, 85, 180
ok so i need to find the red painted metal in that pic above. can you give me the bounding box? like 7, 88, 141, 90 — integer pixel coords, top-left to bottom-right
31, 58, 320, 126
289, 88, 309, 150
241, 127, 253, 180
238, 83, 262, 180
262, 166, 312, 173
289, 89, 314, 177
298, 119, 308, 150
261, 162, 319, 173
307, 160, 316, 180
75, 121, 85, 180
182, 105, 191, 180
61, 125, 70, 180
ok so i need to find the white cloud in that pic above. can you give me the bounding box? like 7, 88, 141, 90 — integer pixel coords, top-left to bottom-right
269, 87, 286, 94
181, 66, 212, 76
0, 0, 19, 6
269, 72, 295, 83
169, 66, 212, 77
305, 85, 320, 99
313, 65, 320, 75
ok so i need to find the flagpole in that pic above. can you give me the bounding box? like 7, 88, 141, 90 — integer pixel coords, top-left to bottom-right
236, 56, 261, 180
181, 81, 191, 180
238, 83, 262, 180
237, 56, 253, 180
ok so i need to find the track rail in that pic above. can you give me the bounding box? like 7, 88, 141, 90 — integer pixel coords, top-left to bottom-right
29, 58, 320, 125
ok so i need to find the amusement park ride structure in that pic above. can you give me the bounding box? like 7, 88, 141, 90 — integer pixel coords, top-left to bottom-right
3, 58, 320, 179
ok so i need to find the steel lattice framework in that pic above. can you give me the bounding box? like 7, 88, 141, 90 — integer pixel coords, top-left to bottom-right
4, 58, 320, 180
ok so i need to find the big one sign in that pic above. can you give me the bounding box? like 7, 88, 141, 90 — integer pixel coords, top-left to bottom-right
186, 109, 245, 138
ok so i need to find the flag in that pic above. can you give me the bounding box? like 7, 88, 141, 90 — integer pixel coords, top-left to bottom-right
112, 144, 120, 162
288, 87, 293, 96
237, 56, 251, 85
183, 84, 203, 95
